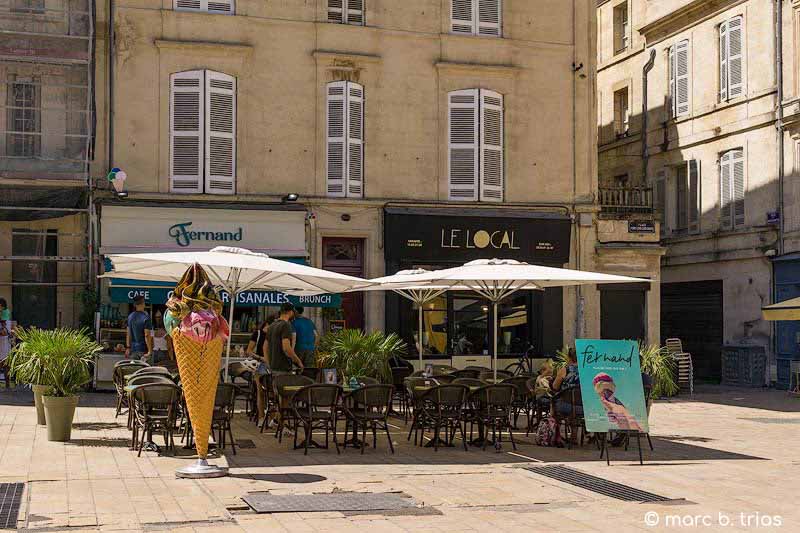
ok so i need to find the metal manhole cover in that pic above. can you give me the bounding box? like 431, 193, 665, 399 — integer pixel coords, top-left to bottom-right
0, 483, 24, 529
236, 439, 256, 449
242, 492, 416, 514
525, 465, 673, 503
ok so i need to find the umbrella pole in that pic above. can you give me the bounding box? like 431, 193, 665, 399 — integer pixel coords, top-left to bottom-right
224, 293, 236, 383
493, 301, 498, 381
418, 301, 424, 370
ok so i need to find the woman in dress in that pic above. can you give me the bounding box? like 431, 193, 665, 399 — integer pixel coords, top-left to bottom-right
0, 298, 12, 387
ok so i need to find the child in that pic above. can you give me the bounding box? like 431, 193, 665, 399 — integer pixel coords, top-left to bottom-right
535, 360, 554, 393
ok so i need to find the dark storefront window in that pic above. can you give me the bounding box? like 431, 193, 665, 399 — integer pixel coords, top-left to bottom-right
452, 294, 489, 355
322, 237, 364, 331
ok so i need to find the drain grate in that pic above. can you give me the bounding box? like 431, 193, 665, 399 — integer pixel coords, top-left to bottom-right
0, 483, 24, 529
236, 439, 256, 449
525, 465, 672, 503
243, 492, 416, 514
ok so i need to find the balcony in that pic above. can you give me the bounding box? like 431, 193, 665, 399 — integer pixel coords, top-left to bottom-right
598, 186, 654, 218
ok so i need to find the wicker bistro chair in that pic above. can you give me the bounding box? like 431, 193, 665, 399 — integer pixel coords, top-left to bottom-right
225, 362, 255, 416
465, 366, 492, 372
479, 370, 513, 382
420, 384, 470, 451
272, 374, 314, 442
450, 369, 481, 380
433, 374, 456, 384
258, 372, 277, 433
125, 374, 174, 430
343, 384, 395, 454
469, 384, 517, 451
131, 383, 181, 456
129, 366, 173, 379
552, 386, 585, 449
502, 376, 533, 429
211, 383, 238, 455
114, 359, 149, 368
301, 367, 321, 382
291, 384, 342, 455
405, 376, 439, 443
113, 363, 146, 417
390, 366, 413, 418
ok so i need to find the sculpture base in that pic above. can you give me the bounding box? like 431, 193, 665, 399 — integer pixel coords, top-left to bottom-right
176, 458, 229, 479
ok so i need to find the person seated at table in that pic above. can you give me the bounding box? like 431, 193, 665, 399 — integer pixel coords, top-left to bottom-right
551, 348, 580, 417
535, 360, 554, 393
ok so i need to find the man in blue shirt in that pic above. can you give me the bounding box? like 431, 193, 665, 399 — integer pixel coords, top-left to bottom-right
126, 295, 152, 361
292, 306, 317, 368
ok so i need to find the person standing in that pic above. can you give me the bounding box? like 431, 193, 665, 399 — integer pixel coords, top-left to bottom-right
268, 303, 303, 373
125, 295, 152, 360
0, 298, 11, 387
292, 306, 318, 369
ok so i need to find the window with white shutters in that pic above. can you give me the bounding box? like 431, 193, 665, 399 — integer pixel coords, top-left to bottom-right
720, 149, 745, 229
613, 2, 629, 54
448, 89, 504, 202
326, 81, 364, 198
719, 16, 743, 102
671, 160, 700, 235
451, 0, 502, 37
173, 0, 233, 15
169, 70, 236, 194
613, 87, 629, 137
328, 0, 364, 26
669, 40, 690, 118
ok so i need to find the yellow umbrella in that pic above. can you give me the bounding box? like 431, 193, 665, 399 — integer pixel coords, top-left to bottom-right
762, 297, 800, 321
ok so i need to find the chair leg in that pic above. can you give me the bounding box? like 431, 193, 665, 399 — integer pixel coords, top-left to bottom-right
508, 423, 517, 451
433, 422, 440, 452
646, 433, 654, 451
459, 421, 468, 452
304, 422, 311, 456
372, 425, 377, 449
361, 424, 367, 456
385, 422, 394, 454
332, 418, 340, 455
228, 421, 237, 455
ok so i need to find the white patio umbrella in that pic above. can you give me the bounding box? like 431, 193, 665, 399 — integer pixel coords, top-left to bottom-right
404, 259, 650, 379
101, 246, 373, 379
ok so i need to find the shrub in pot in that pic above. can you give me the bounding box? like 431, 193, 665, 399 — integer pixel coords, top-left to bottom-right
7, 327, 53, 425
317, 329, 407, 383
9, 327, 100, 440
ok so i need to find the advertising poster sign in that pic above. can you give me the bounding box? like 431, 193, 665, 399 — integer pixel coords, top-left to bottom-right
575, 339, 649, 434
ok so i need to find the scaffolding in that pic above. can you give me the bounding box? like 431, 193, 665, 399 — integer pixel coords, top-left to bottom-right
0, 0, 94, 326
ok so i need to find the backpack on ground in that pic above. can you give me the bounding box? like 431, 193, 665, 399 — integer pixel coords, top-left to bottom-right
534, 416, 563, 447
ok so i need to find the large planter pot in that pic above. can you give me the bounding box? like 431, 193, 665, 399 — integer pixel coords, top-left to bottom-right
31, 384, 48, 425
42, 395, 79, 442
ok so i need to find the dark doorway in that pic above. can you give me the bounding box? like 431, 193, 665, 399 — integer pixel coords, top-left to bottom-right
322, 237, 364, 331
12, 229, 58, 329
661, 280, 724, 381
600, 284, 646, 342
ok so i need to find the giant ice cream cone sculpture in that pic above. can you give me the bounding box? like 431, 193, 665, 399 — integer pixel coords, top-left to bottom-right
165, 264, 230, 476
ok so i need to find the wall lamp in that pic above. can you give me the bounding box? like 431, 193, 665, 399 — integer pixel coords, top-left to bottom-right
282, 193, 299, 203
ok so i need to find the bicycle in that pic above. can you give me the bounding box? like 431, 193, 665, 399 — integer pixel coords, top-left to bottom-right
504, 344, 537, 376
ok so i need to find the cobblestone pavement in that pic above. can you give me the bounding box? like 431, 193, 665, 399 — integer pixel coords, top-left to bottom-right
0, 384, 797, 532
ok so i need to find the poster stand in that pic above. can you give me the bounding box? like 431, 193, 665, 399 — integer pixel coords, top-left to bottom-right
599, 430, 653, 465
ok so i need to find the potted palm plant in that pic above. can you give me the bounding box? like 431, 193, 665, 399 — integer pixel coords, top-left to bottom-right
8, 327, 52, 425
317, 329, 407, 383
8, 327, 100, 440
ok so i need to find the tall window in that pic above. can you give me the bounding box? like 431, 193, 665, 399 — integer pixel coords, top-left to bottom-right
174, 0, 234, 15
673, 160, 700, 235
613, 2, 629, 54
669, 40, 690, 118
654, 170, 666, 235
328, 0, 364, 25
451, 0, 502, 37
169, 70, 236, 194
6, 77, 40, 158
613, 87, 629, 138
326, 81, 364, 198
448, 89, 504, 202
719, 16, 743, 101
720, 149, 745, 229
11, 0, 45, 13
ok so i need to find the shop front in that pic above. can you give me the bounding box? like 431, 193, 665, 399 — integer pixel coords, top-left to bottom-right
383, 207, 572, 370
95, 202, 335, 387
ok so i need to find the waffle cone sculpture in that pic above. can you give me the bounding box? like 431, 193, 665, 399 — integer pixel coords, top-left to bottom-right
165, 264, 229, 459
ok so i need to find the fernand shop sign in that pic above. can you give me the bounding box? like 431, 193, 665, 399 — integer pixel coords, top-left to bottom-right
169, 222, 243, 248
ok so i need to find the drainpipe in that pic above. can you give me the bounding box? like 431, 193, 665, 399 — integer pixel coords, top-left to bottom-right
107, 0, 115, 169
641, 49, 656, 183
776, 0, 785, 256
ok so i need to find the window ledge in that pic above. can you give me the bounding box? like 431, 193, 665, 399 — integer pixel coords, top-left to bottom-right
154, 39, 253, 56
435, 61, 521, 78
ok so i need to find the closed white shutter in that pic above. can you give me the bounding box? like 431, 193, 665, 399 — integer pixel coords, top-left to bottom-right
732, 149, 745, 226
668, 44, 676, 116
720, 151, 732, 229
346, 0, 364, 25
719, 22, 728, 101
205, 71, 236, 195
174, 0, 233, 14
451, 0, 474, 34
676, 165, 688, 232
448, 89, 479, 201
727, 16, 743, 99
477, 0, 501, 37
675, 40, 690, 116
346, 82, 364, 198
479, 90, 503, 202
328, 0, 343, 23
170, 70, 204, 194
326, 81, 347, 197
688, 159, 700, 234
